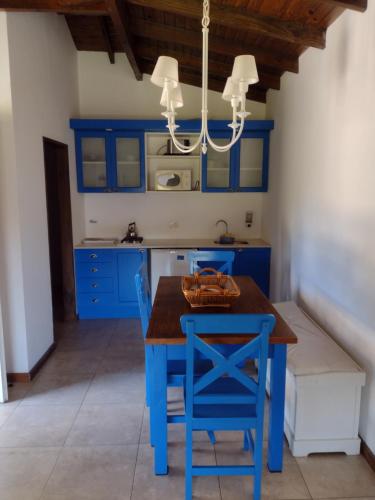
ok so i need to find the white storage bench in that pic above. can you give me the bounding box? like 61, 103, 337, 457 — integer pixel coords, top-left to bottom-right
270, 301, 365, 457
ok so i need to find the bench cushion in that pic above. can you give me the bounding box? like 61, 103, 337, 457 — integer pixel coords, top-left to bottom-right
274, 301, 363, 376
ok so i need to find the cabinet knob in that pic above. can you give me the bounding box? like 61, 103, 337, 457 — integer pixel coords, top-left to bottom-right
90, 267, 98, 273
91, 298, 99, 303
89, 253, 98, 259
91, 282, 99, 288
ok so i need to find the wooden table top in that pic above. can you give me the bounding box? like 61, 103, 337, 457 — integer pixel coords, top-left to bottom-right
146, 276, 298, 345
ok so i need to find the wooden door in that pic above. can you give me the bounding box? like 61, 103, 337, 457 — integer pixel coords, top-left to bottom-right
43, 138, 76, 323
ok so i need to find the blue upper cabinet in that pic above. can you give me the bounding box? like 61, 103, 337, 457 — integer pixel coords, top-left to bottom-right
75, 128, 145, 193
202, 130, 270, 192
71, 119, 273, 194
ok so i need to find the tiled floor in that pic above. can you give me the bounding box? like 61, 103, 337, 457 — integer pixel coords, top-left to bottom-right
0, 318, 374, 500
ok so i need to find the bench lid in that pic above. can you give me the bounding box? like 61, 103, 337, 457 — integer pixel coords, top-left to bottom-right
274, 302, 364, 376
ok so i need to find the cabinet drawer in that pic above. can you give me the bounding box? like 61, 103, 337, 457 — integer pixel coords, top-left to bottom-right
75, 249, 114, 263
76, 277, 114, 293
76, 261, 114, 278
77, 293, 117, 308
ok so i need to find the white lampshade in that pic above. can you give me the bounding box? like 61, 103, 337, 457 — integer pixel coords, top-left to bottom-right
151, 56, 179, 88
160, 84, 184, 108
231, 55, 259, 85
222, 77, 241, 102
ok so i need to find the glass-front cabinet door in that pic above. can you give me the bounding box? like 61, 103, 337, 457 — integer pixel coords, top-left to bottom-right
112, 132, 145, 192
75, 130, 145, 193
202, 132, 235, 192
236, 131, 269, 192
76, 131, 111, 192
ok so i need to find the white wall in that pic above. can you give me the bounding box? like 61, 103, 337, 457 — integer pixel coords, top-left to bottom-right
0, 13, 82, 372
77, 52, 266, 241
263, 4, 375, 453
0, 13, 29, 374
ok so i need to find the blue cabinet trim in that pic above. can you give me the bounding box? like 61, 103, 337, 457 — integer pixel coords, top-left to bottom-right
70, 118, 274, 132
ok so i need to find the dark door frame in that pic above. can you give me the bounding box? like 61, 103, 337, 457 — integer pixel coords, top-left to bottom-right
43, 137, 76, 322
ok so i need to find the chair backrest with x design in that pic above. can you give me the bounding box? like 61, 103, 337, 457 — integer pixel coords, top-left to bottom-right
180, 314, 275, 419
135, 263, 152, 339
188, 250, 235, 275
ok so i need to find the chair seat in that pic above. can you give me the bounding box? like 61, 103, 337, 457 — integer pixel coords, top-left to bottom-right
167, 359, 213, 376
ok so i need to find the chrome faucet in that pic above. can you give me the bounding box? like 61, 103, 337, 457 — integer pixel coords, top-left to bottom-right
216, 219, 229, 233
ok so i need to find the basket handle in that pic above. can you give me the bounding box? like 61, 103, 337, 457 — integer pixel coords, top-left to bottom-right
194, 267, 222, 279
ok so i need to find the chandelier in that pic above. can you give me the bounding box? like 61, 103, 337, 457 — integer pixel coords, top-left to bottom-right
150, 0, 259, 154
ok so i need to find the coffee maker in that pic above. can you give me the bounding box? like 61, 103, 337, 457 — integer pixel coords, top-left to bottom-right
121, 222, 143, 244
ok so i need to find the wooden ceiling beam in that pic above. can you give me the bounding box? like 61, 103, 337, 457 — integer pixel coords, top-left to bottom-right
319, 0, 367, 11
140, 61, 267, 103
126, 0, 326, 49
100, 16, 115, 63
132, 20, 298, 74
137, 45, 280, 90
107, 0, 142, 80
0, 0, 107, 14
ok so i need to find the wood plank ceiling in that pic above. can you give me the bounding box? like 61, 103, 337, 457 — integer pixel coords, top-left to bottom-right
0, 0, 367, 103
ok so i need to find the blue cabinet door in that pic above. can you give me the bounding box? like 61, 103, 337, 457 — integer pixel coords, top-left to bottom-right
232, 248, 271, 297
117, 249, 147, 303
111, 132, 146, 193
235, 131, 270, 192
75, 131, 112, 193
201, 131, 236, 193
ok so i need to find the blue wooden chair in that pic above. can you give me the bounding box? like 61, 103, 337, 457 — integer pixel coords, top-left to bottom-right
188, 250, 235, 275
180, 313, 276, 500
135, 263, 215, 443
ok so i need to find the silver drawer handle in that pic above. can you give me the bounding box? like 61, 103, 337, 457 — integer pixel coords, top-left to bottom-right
90, 253, 98, 259
91, 283, 99, 288
91, 298, 100, 304
90, 268, 98, 273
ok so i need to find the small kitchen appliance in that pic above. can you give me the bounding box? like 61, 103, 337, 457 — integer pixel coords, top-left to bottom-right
121, 222, 143, 244
155, 169, 192, 191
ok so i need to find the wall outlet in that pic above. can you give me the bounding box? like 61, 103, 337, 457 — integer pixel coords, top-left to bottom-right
245, 211, 253, 228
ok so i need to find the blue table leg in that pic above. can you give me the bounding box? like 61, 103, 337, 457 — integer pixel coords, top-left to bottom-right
152, 345, 168, 475
268, 344, 287, 472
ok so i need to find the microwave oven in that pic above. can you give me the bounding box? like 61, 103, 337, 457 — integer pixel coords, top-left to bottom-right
155, 170, 191, 191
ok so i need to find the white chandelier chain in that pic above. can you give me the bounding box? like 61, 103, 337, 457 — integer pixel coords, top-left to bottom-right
202, 0, 210, 28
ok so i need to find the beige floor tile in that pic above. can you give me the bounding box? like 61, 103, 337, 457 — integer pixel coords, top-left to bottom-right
297, 453, 375, 499
215, 441, 311, 500
41, 445, 137, 500
21, 372, 92, 406
83, 371, 145, 405
0, 405, 79, 447
0, 447, 60, 500
56, 330, 111, 353
65, 403, 144, 446
41, 350, 104, 376
0, 383, 31, 417
99, 350, 145, 374
132, 442, 220, 500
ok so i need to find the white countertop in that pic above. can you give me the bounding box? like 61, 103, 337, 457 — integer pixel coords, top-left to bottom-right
75, 238, 271, 250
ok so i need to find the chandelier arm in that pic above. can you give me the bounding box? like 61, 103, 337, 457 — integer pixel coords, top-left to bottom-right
167, 121, 205, 153
205, 117, 245, 152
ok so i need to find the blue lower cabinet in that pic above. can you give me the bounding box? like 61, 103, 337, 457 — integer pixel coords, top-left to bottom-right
198, 247, 271, 297
75, 248, 147, 319
232, 248, 271, 297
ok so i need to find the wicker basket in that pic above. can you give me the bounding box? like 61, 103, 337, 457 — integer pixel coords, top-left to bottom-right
182, 268, 240, 308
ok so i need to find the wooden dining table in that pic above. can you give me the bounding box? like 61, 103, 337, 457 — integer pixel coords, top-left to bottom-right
145, 276, 297, 475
